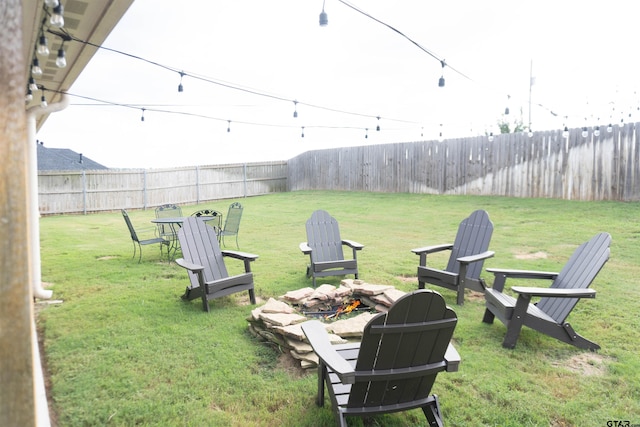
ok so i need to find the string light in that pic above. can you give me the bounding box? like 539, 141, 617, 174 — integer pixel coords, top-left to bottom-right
178, 71, 185, 92
488, 132, 494, 142
56, 48, 66, 68
364, 128, 368, 138
562, 126, 569, 138
301, 126, 305, 138
504, 95, 510, 115
227, 120, 231, 132
32, 58, 43, 77
28, 77, 39, 92
49, 3, 64, 28
25, 88, 34, 103
140, 108, 145, 122
319, 0, 328, 26
38, 13, 613, 140
293, 100, 298, 118
40, 89, 47, 108
37, 34, 49, 57
44, 0, 59, 7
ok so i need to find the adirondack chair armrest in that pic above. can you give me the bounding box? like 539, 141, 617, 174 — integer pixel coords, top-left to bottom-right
444, 343, 461, 372
301, 320, 356, 384
342, 239, 364, 250
486, 268, 559, 292
175, 258, 205, 272
411, 243, 454, 256
221, 250, 259, 261
457, 250, 495, 265
299, 242, 311, 255
511, 286, 596, 299
486, 268, 559, 280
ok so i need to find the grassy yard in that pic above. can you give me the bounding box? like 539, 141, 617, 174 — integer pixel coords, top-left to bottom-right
37, 191, 640, 426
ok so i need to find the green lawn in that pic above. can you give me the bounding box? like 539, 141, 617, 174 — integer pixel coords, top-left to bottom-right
38, 191, 640, 426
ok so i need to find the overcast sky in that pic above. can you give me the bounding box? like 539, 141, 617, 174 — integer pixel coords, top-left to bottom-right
36, 0, 640, 169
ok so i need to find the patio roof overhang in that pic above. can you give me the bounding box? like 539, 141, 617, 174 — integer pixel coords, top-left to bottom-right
22, 0, 134, 130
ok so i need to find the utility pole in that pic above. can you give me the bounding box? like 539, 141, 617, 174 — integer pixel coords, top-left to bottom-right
528, 59, 534, 130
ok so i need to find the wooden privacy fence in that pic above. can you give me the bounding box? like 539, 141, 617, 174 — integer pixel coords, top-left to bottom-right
287, 125, 640, 201
38, 161, 287, 215
38, 126, 639, 215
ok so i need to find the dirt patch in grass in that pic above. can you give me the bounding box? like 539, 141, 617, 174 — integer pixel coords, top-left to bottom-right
277, 352, 308, 378
551, 352, 609, 376
396, 275, 418, 284
514, 251, 547, 260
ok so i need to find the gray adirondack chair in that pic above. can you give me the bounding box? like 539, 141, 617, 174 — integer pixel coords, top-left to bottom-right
301, 289, 460, 427
121, 209, 169, 263
482, 232, 611, 350
175, 217, 257, 312
412, 209, 494, 305
300, 210, 364, 287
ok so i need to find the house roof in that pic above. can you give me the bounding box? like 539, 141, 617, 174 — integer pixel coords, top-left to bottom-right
37, 142, 108, 170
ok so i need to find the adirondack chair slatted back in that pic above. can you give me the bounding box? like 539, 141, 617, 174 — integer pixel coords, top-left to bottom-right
537, 232, 611, 323
178, 218, 229, 288
350, 290, 457, 408
445, 209, 493, 278
306, 210, 344, 263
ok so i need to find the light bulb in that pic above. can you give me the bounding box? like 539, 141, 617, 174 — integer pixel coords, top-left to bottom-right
37, 35, 50, 57
40, 94, 48, 108
594, 126, 600, 137
32, 58, 43, 77
50, 4, 64, 27
29, 77, 39, 92
562, 126, 569, 138
438, 76, 445, 87
55, 49, 66, 68
581, 127, 588, 138
528, 129, 534, 138
319, 10, 328, 26
44, 0, 59, 7
488, 132, 494, 142
25, 89, 33, 103
607, 124, 613, 133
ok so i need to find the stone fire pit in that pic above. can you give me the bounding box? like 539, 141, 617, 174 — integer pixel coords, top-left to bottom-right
247, 279, 407, 370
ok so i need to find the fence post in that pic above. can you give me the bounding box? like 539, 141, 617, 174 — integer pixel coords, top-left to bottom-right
243, 163, 247, 198
196, 165, 200, 204
143, 169, 147, 210
82, 170, 87, 215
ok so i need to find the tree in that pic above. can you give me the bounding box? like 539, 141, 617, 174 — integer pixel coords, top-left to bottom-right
497, 107, 526, 134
